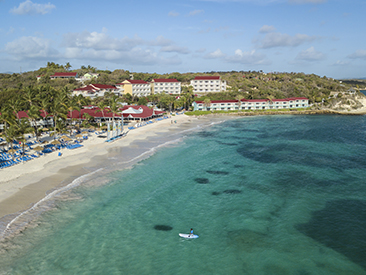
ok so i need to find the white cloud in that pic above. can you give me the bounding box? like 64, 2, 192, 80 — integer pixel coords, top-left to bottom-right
347, 50, 366, 60
5, 36, 58, 59
189, 9, 204, 16
295, 46, 325, 61
331, 60, 350, 66
226, 49, 270, 65
168, 11, 179, 17
204, 49, 225, 59
10, 0, 55, 15
259, 25, 276, 33
160, 45, 190, 54
62, 31, 143, 51
257, 32, 318, 48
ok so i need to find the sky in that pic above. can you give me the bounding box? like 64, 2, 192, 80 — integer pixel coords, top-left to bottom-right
0, 0, 365, 79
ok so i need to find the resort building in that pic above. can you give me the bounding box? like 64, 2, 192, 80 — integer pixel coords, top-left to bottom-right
117, 80, 151, 97
121, 105, 165, 121
150, 79, 181, 95
192, 97, 309, 111
72, 84, 119, 98
50, 72, 78, 79
190, 76, 227, 93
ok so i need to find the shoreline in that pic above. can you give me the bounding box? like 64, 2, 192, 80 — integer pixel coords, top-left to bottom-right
0, 114, 200, 225
0, 109, 364, 239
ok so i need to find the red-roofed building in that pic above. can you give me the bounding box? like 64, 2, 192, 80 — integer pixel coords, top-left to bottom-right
72, 84, 119, 98
190, 76, 227, 93
50, 72, 78, 79
193, 97, 309, 111
120, 105, 163, 121
151, 79, 181, 95
117, 80, 151, 97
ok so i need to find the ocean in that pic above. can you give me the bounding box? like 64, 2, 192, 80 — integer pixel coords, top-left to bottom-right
1, 115, 366, 274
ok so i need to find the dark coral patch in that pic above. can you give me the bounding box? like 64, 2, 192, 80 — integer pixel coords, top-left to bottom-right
195, 178, 210, 184
212, 192, 221, 196
206, 170, 229, 175
154, 225, 173, 231
223, 189, 242, 194
296, 199, 366, 270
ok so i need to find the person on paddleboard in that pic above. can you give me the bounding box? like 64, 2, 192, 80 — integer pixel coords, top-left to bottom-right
190, 228, 194, 236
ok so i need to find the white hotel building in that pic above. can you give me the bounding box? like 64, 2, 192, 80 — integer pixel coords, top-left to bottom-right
150, 79, 181, 95
190, 76, 227, 93
193, 98, 309, 111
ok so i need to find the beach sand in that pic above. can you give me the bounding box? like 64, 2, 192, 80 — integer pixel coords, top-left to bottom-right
0, 115, 195, 221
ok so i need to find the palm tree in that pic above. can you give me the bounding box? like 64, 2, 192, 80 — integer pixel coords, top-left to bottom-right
107, 94, 122, 126
4, 125, 18, 159
26, 104, 42, 141
235, 95, 243, 111
14, 119, 34, 158
96, 99, 108, 125
203, 98, 211, 111
49, 93, 68, 138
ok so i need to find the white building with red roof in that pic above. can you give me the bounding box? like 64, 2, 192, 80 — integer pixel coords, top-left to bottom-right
193, 97, 309, 111
190, 76, 227, 93
50, 72, 78, 79
151, 79, 181, 95
117, 80, 151, 97
72, 84, 119, 98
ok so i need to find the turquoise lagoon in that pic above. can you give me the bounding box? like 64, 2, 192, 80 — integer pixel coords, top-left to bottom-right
1, 115, 366, 274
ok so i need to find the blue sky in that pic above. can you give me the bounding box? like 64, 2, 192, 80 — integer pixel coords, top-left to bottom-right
0, 0, 365, 79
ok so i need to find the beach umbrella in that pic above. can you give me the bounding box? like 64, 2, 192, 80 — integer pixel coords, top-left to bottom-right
51, 140, 61, 145
8, 149, 17, 154
42, 128, 49, 131
82, 131, 89, 135
41, 140, 49, 144
63, 137, 72, 141
75, 134, 83, 139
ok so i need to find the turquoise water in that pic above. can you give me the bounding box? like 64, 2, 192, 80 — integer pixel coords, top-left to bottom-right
1, 115, 366, 274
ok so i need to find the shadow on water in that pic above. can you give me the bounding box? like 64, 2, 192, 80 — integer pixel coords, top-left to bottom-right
194, 178, 210, 184
296, 199, 366, 270
237, 142, 366, 171
206, 170, 230, 175
154, 225, 173, 231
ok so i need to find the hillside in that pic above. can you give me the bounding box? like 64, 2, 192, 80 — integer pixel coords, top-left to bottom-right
0, 63, 358, 109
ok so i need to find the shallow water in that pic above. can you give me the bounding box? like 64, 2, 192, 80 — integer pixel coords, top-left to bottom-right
1, 115, 366, 274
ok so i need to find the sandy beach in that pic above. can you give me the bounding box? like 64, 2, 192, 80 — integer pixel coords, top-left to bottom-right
0, 114, 195, 222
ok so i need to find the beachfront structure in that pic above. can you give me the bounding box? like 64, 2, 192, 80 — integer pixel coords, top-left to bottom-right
72, 84, 120, 98
150, 79, 181, 95
190, 76, 227, 93
117, 80, 151, 97
50, 72, 78, 79
121, 105, 165, 121
192, 97, 309, 111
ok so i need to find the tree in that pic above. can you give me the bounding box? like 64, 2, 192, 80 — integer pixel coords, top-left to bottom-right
203, 98, 211, 111
107, 94, 122, 126
235, 94, 243, 110
65, 62, 72, 71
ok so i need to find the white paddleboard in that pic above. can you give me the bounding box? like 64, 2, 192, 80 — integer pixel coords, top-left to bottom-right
179, 233, 199, 239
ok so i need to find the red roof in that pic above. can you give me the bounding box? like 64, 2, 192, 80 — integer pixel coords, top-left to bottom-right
50, 72, 77, 77
152, 79, 178, 83
90, 84, 117, 89
194, 76, 220, 80
74, 85, 96, 91
195, 97, 308, 104
125, 80, 148, 84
